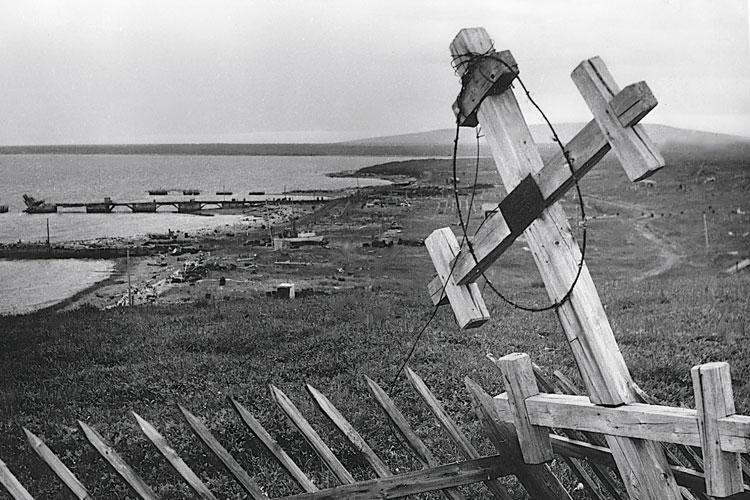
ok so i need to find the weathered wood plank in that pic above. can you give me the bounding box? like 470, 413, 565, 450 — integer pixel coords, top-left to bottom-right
281, 454, 510, 500
572, 57, 664, 182
692, 362, 744, 497
179, 406, 269, 500
496, 353, 553, 464
492, 392, 750, 453
306, 384, 392, 478
404, 368, 512, 500
0, 458, 34, 500
23, 428, 92, 500
230, 398, 318, 493
463, 376, 573, 500
425, 228, 490, 328
364, 376, 467, 500
451, 27, 681, 500
132, 412, 218, 500
77, 421, 158, 500
270, 385, 356, 485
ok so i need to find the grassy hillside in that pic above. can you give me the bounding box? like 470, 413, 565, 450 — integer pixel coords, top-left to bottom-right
0, 143, 748, 498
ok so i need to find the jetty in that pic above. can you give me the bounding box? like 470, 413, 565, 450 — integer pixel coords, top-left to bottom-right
48, 195, 331, 214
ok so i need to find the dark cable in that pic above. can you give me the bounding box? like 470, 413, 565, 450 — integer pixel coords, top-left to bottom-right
451, 42, 588, 313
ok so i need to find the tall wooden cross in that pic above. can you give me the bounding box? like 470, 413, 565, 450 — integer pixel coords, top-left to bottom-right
426, 28, 683, 500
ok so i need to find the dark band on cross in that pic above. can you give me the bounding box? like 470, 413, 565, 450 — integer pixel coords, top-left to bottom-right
427, 50, 665, 329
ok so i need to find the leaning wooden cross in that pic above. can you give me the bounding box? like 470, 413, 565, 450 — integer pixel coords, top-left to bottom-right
426, 27, 684, 500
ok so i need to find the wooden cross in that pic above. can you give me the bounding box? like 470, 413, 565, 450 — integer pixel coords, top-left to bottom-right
495, 353, 749, 498
427, 47, 663, 328
427, 27, 684, 500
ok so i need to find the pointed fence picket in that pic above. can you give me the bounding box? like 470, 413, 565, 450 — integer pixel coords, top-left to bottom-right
2, 368, 748, 500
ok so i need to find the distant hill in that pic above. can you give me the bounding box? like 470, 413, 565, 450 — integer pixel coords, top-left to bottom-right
344, 123, 750, 147
1, 123, 746, 157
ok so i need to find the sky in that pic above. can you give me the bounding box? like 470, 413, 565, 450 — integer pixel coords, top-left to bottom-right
0, 0, 748, 145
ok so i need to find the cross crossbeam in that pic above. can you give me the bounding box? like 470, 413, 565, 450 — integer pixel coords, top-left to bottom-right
495, 354, 748, 498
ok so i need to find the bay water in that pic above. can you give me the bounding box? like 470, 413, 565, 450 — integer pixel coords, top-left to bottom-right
0, 154, 397, 315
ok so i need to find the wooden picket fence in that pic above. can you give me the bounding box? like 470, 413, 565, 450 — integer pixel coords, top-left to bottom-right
1, 364, 748, 500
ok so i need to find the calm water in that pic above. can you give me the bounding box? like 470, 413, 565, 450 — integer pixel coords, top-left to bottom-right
0, 154, 397, 315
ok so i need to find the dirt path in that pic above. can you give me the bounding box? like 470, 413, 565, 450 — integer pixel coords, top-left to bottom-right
584, 195, 684, 281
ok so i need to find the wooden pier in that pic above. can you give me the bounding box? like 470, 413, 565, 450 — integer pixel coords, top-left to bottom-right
52, 196, 330, 214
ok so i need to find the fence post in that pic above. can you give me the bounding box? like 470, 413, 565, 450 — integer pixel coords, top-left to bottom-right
692, 362, 744, 497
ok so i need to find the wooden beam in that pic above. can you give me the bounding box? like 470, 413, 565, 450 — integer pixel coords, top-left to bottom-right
451, 27, 681, 500
492, 392, 750, 453
179, 406, 270, 500
270, 385, 356, 485
23, 428, 92, 500
424, 228, 490, 328
692, 362, 744, 497
132, 412, 218, 500
78, 421, 158, 500
281, 454, 510, 500
572, 57, 664, 182
0, 459, 34, 500
496, 353, 553, 464
231, 398, 318, 493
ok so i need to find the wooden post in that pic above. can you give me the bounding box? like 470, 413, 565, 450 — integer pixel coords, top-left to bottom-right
126, 248, 132, 307
450, 28, 681, 500
703, 212, 709, 253
496, 353, 553, 464
692, 362, 744, 497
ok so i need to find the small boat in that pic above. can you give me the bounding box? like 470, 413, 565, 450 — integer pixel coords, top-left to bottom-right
216, 190, 233, 196
22, 194, 57, 214
0, 205, 8, 213
148, 188, 169, 195
248, 191, 265, 196
183, 189, 200, 195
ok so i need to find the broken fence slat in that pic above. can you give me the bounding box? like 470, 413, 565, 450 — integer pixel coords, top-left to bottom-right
178, 406, 269, 500
280, 454, 509, 500
77, 421, 158, 500
305, 384, 392, 478
230, 398, 318, 493
0, 459, 34, 500
463, 376, 573, 500
131, 412, 218, 500
404, 368, 512, 500
270, 385, 356, 485
364, 375, 467, 500
550, 435, 750, 499
22, 428, 92, 500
